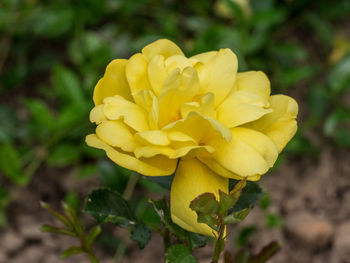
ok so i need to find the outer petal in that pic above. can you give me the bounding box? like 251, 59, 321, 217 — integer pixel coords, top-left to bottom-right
96, 120, 140, 152
142, 39, 184, 61
236, 71, 270, 101
147, 55, 167, 96
126, 53, 152, 97
170, 158, 228, 236
217, 90, 272, 128
209, 127, 278, 177
135, 130, 170, 146
93, 59, 133, 105
134, 145, 214, 159
86, 134, 176, 176
103, 96, 149, 132
245, 95, 298, 152
90, 104, 107, 124
191, 49, 238, 106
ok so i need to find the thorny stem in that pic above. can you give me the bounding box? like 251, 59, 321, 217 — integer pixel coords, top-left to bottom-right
211, 219, 226, 263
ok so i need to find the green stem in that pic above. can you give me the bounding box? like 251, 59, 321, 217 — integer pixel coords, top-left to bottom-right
114, 173, 140, 263
211, 221, 225, 263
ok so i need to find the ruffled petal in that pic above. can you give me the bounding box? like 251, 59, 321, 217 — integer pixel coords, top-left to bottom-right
191, 49, 238, 106
209, 127, 278, 177
163, 111, 232, 144
147, 55, 167, 96
126, 53, 152, 96
90, 104, 107, 124
170, 158, 228, 236
93, 59, 133, 105
142, 39, 184, 61
197, 152, 262, 181
135, 130, 170, 146
236, 71, 270, 101
181, 92, 216, 119
132, 89, 159, 130
245, 95, 298, 152
103, 96, 149, 132
217, 90, 272, 128
158, 67, 200, 127
86, 134, 176, 176
134, 145, 214, 159
96, 120, 140, 152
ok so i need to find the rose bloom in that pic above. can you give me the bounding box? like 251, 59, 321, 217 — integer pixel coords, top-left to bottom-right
86, 39, 298, 236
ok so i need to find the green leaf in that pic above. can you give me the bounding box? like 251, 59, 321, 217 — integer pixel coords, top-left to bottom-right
264, 213, 284, 229
189, 193, 219, 215
187, 232, 207, 249
259, 193, 270, 211
190, 193, 220, 230
229, 181, 263, 213
24, 99, 55, 131
41, 224, 76, 237
166, 244, 197, 263
47, 143, 80, 167
249, 241, 281, 263
130, 223, 151, 249
61, 246, 84, 259
223, 207, 251, 224
0, 143, 28, 185
84, 188, 136, 226
40, 201, 73, 230
53, 65, 85, 107
86, 225, 102, 247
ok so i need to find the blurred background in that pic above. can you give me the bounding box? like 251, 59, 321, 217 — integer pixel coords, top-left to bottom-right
0, 0, 350, 262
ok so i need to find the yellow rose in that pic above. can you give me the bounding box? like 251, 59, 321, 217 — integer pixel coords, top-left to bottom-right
86, 39, 298, 236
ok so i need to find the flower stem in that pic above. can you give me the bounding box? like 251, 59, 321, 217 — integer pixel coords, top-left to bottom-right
211, 221, 225, 263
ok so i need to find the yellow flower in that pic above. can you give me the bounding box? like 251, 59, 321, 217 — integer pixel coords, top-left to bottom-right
86, 39, 298, 236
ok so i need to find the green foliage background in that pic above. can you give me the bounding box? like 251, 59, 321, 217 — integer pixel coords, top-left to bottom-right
0, 0, 349, 238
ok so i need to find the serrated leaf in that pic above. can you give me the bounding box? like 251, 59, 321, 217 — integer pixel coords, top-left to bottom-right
249, 241, 281, 263
190, 193, 219, 214
84, 188, 136, 226
166, 244, 197, 263
187, 232, 207, 249
61, 246, 84, 259
86, 225, 101, 246
229, 180, 263, 213
130, 223, 151, 249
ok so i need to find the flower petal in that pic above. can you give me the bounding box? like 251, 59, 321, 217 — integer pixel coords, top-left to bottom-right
93, 59, 133, 105
191, 49, 238, 106
163, 111, 232, 144
209, 127, 278, 177
132, 89, 159, 130
217, 90, 272, 128
181, 92, 216, 119
86, 134, 176, 176
134, 145, 214, 159
236, 71, 270, 101
90, 104, 107, 124
135, 130, 170, 146
103, 96, 149, 132
147, 55, 167, 96
158, 67, 200, 127
126, 53, 152, 96
96, 120, 140, 152
170, 158, 228, 236
142, 39, 184, 61
245, 95, 298, 152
